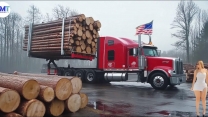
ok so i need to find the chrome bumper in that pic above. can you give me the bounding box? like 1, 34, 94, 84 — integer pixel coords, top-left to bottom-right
170, 74, 186, 85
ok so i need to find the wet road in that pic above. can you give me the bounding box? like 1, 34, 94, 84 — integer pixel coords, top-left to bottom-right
64, 79, 203, 117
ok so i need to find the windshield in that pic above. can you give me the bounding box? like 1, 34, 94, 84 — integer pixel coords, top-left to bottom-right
143, 47, 159, 57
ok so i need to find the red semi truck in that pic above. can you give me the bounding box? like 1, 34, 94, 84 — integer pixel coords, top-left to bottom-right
41, 35, 186, 90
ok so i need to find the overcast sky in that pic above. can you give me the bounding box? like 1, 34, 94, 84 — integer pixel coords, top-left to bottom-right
6, 1, 208, 51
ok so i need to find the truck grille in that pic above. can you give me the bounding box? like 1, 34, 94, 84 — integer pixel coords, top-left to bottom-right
175, 60, 183, 74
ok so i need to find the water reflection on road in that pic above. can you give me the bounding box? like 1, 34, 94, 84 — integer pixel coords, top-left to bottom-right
64, 82, 199, 117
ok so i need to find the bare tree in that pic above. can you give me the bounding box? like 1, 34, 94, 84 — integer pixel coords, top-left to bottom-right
26, 5, 42, 24
171, 0, 198, 62
43, 13, 53, 22
52, 5, 78, 19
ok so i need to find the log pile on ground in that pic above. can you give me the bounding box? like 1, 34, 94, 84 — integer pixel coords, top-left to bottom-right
23, 14, 101, 59
0, 71, 88, 117
183, 63, 208, 82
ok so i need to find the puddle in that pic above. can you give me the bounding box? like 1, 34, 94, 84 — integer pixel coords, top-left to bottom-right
87, 100, 132, 115
146, 110, 170, 116
146, 110, 195, 117
156, 102, 173, 106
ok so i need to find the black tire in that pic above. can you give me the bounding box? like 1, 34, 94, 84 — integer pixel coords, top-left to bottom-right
85, 70, 97, 83
150, 73, 168, 90
74, 69, 85, 82
57, 68, 65, 76
64, 69, 73, 76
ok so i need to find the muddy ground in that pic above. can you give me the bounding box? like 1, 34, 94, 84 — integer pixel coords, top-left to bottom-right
63, 76, 202, 117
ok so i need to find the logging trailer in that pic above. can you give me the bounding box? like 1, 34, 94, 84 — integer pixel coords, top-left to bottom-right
26, 21, 186, 90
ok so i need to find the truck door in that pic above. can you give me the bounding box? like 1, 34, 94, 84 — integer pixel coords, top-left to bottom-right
127, 48, 138, 69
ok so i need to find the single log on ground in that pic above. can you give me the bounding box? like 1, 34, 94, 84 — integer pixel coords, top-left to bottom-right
46, 99, 65, 116
38, 85, 55, 103
0, 74, 40, 100
0, 87, 20, 113
65, 94, 81, 113
79, 93, 88, 109
0, 112, 23, 117
12, 72, 73, 100
16, 99, 46, 117
13, 72, 82, 93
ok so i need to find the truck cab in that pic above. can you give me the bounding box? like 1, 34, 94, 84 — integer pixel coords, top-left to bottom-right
99, 36, 186, 89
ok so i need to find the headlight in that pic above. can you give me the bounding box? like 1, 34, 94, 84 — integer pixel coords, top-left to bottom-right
168, 70, 176, 74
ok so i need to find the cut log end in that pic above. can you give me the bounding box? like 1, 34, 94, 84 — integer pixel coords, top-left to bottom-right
0, 88, 21, 113
80, 93, 88, 109
26, 99, 46, 117
22, 80, 40, 100
56, 78, 72, 100
1, 112, 23, 117
49, 99, 65, 116
42, 86, 55, 102
65, 94, 81, 113
71, 77, 82, 94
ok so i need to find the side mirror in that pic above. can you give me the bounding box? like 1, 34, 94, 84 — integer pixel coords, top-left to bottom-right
157, 50, 161, 56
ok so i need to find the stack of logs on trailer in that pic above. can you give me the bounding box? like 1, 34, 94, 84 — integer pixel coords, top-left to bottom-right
23, 14, 101, 58
183, 63, 208, 82
0, 72, 88, 117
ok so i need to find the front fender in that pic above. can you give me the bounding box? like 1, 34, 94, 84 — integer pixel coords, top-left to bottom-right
151, 66, 172, 77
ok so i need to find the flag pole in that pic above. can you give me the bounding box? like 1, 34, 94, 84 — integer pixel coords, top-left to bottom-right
148, 34, 152, 45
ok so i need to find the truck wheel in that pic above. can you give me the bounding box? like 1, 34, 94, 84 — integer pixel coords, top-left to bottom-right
150, 73, 168, 90
64, 70, 73, 76
74, 69, 85, 82
85, 70, 96, 83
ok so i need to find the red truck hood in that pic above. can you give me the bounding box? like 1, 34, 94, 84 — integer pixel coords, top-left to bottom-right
146, 56, 175, 72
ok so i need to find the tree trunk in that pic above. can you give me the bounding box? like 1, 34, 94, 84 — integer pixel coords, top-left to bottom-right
0, 87, 20, 113
11, 73, 72, 101
14, 72, 82, 94
45, 99, 65, 117
0, 74, 40, 100
38, 85, 55, 103
65, 94, 81, 113
71, 77, 82, 94
16, 99, 45, 117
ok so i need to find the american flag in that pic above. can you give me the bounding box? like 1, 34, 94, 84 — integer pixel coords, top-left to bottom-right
135, 21, 153, 35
